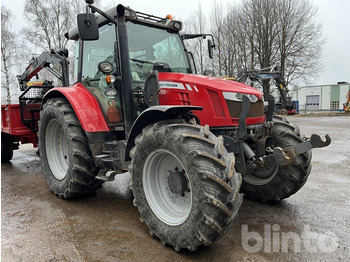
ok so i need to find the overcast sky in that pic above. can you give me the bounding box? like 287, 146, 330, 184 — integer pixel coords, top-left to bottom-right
2, 0, 349, 86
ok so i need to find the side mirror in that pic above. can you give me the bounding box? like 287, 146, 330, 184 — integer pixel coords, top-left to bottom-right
77, 13, 99, 40
208, 39, 215, 59
144, 71, 160, 107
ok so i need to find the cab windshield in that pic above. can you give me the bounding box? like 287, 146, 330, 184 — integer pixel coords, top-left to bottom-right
126, 21, 191, 82
78, 21, 190, 123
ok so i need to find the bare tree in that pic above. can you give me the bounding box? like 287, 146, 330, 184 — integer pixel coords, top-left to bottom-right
276, 0, 324, 86
233, 0, 280, 96
23, 0, 72, 51
207, 0, 323, 96
1, 7, 20, 104
209, 1, 225, 76
21, 0, 103, 84
184, 3, 209, 74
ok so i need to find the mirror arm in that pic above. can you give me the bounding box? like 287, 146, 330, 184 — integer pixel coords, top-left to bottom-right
88, 5, 118, 25
182, 33, 211, 40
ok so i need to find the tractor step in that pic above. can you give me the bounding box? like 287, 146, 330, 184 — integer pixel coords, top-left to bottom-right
95, 154, 118, 168
95, 169, 118, 181
103, 141, 120, 153
95, 140, 128, 172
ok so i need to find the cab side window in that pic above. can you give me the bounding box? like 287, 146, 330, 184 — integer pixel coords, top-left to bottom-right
81, 24, 116, 90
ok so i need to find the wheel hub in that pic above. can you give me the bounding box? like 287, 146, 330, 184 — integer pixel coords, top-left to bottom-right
244, 162, 278, 185
168, 171, 188, 195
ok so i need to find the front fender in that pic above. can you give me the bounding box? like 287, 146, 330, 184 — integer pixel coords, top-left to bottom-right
43, 83, 110, 132
125, 105, 202, 161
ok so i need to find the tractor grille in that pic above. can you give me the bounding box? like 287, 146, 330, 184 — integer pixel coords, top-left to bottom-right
178, 92, 191, 105
225, 100, 264, 118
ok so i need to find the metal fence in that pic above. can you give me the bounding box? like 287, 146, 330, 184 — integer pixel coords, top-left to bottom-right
298, 103, 346, 114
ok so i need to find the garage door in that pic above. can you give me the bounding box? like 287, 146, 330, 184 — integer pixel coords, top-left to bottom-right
306, 95, 319, 110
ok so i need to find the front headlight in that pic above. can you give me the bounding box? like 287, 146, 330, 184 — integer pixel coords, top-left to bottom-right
223, 92, 258, 103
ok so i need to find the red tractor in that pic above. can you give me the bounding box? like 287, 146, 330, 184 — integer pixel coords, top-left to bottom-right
1, 1, 330, 252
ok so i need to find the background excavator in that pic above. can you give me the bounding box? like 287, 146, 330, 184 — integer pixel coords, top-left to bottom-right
344, 89, 350, 113
237, 66, 297, 115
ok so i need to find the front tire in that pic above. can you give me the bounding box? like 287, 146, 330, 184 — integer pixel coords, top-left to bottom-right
1, 132, 13, 163
130, 120, 242, 251
240, 116, 312, 203
39, 98, 104, 198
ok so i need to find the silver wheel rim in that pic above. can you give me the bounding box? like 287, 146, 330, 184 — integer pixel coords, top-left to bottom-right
45, 119, 69, 180
143, 149, 192, 226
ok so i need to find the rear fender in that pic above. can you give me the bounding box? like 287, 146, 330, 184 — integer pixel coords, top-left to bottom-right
42, 83, 110, 132
125, 106, 202, 161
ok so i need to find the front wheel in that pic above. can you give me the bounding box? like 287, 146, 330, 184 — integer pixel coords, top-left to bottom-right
39, 98, 104, 198
130, 120, 242, 252
240, 116, 312, 203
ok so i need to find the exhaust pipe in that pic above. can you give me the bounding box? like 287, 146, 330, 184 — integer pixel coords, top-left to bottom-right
117, 4, 134, 138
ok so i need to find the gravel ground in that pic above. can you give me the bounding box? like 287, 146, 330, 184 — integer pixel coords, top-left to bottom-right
1, 115, 350, 261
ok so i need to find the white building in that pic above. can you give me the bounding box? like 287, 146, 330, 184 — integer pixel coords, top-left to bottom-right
291, 82, 350, 111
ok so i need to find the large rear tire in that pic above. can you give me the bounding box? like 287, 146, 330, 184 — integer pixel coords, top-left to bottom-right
240, 116, 312, 203
39, 98, 104, 198
1, 132, 13, 163
130, 120, 242, 251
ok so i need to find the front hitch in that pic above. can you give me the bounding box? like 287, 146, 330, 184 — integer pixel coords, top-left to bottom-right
229, 94, 331, 174
263, 134, 331, 166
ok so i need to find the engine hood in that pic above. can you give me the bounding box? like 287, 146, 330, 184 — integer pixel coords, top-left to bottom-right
158, 72, 264, 100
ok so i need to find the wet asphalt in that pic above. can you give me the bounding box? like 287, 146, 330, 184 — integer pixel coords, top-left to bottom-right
1, 115, 350, 261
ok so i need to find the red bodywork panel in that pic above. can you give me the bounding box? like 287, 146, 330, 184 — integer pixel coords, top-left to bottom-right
1, 83, 110, 149
158, 73, 265, 126
44, 83, 110, 132
2, 73, 264, 150
1, 104, 38, 147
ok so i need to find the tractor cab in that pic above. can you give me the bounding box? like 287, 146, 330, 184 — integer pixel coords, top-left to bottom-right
69, 5, 190, 129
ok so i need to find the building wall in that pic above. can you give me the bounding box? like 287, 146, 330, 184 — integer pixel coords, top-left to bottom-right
340, 85, 350, 108
293, 84, 350, 110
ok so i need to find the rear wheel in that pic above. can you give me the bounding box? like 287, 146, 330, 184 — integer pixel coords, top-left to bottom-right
240, 116, 311, 202
1, 132, 13, 163
130, 120, 242, 251
39, 98, 104, 198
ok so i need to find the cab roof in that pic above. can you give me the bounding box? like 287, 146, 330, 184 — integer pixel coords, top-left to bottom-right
67, 6, 183, 41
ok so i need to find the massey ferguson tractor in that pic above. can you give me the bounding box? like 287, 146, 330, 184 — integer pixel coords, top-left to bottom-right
1, 1, 331, 252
